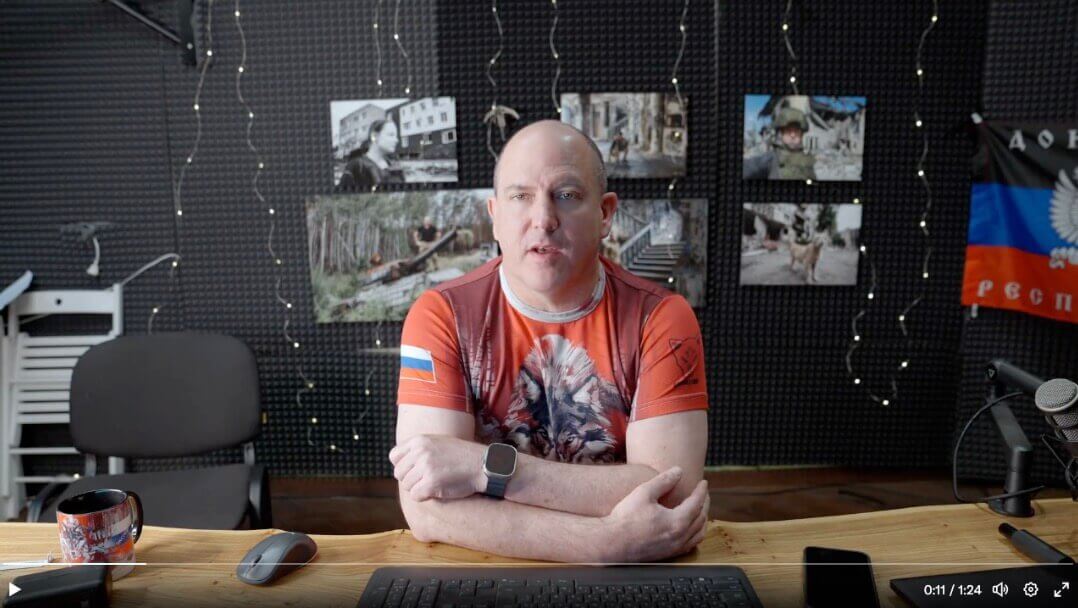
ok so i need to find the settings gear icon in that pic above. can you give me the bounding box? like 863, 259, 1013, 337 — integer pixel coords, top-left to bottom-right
1024, 582, 1039, 597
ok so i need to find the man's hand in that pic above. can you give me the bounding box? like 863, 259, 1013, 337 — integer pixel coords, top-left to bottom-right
598, 467, 710, 562
390, 434, 487, 502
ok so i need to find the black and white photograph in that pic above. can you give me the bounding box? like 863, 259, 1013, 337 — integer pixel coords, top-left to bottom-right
602, 198, 708, 306
306, 189, 494, 322
740, 203, 862, 286
330, 97, 458, 189
560, 93, 687, 178
743, 95, 866, 181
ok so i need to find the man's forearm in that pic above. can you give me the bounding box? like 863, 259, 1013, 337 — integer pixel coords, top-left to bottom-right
400, 488, 615, 563
502, 453, 657, 517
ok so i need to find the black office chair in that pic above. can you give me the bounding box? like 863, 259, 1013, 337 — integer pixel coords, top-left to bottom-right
27, 332, 271, 529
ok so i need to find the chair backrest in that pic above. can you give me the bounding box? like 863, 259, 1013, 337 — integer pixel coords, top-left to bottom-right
69, 332, 261, 458
9, 287, 123, 335
8, 287, 123, 385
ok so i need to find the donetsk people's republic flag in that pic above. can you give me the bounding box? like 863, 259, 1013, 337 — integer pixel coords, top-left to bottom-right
962, 122, 1078, 324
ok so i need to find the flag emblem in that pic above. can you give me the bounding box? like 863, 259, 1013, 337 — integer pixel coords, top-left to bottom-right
400, 345, 436, 383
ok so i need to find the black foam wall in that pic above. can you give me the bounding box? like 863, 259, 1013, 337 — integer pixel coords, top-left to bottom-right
9, 0, 1067, 484
444, 0, 986, 472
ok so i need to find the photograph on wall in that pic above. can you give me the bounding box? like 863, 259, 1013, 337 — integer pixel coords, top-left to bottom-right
602, 199, 707, 306
740, 203, 862, 286
306, 189, 494, 322
560, 93, 687, 179
742, 95, 866, 181
330, 97, 458, 190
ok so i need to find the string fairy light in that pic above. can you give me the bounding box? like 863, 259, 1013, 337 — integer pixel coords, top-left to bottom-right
374, 0, 384, 99
781, 0, 798, 95
666, 0, 689, 199
173, 0, 215, 221
393, 0, 413, 97
153, 0, 217, 331
659, 0, 691, 287
844, 2, 940, 406
121, 253, 182, 334
368, 0, 387, 193
233, 0, 331, 449
549, 0, 561, 113
305, 1, 402, 454
779, 0, 813, 189
373, 319, 384, 348
899, 0, 940, 353
235, 2, 386, 452
844, 234, 897, 407
482, 0, 518, 161
305, 370, 376, 454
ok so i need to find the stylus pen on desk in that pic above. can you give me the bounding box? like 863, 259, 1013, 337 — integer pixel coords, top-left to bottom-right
999, 523, 1076, 565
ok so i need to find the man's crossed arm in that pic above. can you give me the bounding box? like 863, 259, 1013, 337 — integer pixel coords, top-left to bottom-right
390, 404, 709, 563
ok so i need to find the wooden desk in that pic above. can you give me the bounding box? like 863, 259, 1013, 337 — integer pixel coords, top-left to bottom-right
2, 499, 1075, 607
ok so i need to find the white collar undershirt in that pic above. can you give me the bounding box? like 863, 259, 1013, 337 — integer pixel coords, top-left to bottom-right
498, 263, 606, 324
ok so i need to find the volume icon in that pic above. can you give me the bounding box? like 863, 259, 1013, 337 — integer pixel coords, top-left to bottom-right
992, 582, 1008, 598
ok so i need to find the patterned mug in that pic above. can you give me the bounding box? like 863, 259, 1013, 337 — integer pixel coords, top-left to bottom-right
56, 488, 143, 580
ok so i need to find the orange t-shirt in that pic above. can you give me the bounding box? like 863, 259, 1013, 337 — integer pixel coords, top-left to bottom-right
397, 257, 708, 463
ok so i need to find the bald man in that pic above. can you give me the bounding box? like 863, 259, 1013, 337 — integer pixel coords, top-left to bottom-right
389, 120, 709, 563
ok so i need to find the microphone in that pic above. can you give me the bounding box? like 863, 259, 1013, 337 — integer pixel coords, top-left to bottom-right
964, 360, 1077, 514
1035, 378, 1078, 458
986, 359, 1045, 396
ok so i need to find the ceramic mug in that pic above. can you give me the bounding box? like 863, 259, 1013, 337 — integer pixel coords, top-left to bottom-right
56, 488, 143, 580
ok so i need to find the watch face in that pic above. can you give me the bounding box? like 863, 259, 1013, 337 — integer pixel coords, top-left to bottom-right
486, 443, 516, 476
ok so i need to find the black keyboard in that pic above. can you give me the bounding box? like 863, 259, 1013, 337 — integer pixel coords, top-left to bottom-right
356, 565, 763, 607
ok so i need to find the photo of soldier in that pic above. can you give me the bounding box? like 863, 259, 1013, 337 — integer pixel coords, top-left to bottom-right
561, 92, 688, 179
743, 95, 866, 182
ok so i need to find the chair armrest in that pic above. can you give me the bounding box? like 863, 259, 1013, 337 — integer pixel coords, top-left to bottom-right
247, 464, 272, 529
27, 481, 71, 523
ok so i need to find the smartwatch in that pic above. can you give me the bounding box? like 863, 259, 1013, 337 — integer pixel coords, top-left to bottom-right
482, 442, 517, 499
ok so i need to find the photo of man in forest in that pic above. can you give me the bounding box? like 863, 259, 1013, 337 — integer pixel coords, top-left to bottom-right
305, 190, 496, 322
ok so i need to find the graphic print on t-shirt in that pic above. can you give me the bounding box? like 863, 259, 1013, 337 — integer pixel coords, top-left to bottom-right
397, 257, 710, 465
668, 336, 702, 387
478, 334, 625, 464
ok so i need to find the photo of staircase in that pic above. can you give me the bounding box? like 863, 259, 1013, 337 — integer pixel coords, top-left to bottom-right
602, 199, 708, 306
623, 241, 688, 284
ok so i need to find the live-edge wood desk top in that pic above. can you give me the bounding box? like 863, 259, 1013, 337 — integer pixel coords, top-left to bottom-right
1, 499, 1075, 607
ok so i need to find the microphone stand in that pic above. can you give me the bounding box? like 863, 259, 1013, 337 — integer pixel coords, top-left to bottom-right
983, 380, 1039, 517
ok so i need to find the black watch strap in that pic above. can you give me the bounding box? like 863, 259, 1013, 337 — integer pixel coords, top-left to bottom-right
484, 475, 508, 499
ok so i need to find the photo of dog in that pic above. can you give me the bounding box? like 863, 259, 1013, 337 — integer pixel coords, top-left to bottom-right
784, 229, 827, 285
741, 203, 862, 286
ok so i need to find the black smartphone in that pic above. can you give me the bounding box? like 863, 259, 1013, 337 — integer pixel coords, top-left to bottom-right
803, 546, 880, 608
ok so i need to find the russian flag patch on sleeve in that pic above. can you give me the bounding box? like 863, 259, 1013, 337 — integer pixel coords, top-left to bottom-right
400, 345, 436, 383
